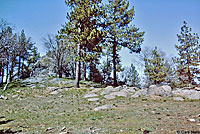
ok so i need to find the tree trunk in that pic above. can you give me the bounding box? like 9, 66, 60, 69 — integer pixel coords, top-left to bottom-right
113, 43, 117, 87
75, 43, 81, 88
58, 61, 63, 78
1, 66, 4, 84
9, 66, 13, 82
0, 65, 2, 85
18, 56, 21, 79
83, 62, 87, 81
5, 62, 9, 83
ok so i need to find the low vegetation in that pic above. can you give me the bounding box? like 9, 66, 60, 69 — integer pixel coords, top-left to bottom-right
0, 79, 200, 133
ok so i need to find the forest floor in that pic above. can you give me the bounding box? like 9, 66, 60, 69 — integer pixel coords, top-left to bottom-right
0, 78, 200, 134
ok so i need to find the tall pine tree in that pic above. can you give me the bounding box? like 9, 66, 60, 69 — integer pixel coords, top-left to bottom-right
144, 47, 167, 85
59, 0, 105, 88
105, 0, 144, 86
174, 21, 200, 87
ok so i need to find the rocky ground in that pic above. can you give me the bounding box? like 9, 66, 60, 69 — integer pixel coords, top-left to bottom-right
0, 77, 200, 134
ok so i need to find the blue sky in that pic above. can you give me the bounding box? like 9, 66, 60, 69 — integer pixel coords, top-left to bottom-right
1, 0, 200, 69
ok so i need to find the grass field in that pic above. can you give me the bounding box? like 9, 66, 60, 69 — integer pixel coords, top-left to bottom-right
0, 79, 200, 134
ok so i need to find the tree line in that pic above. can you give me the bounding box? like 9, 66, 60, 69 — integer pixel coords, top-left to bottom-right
1, 0, 200, 89
0, 18, 40, 86
43, 0, 200, 88
43, 0, 144, 88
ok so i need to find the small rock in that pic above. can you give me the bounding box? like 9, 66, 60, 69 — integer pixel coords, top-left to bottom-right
100, 86, 113, 95
59, 132, 69, 134
58, 89, 63, 92
47, 87, 58, 92
195, 87, 200, 91
123, 87, 136, 93
91, 88, 102, 93
131, 89, 148, 98
46, 127, 54, 131
104, 94, 116, 100
123, 85, 127, 89
87, 98, 99, 102
94, 104, 113, 111
89, 87, 95, 89
0, 95, 8, 100
110, 91, 128, 98
64, 88, 69, 92
84, 93, 98, 98
60, 126, 66, 132
173, 97, 184, 101
188, 119, 196, 122
39, 85, 45, 88
50, 91, 59, 95
113, 86, 123, 92
12, 95, 18, 98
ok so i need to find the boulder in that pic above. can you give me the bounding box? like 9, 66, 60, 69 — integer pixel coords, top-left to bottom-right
100, 86, 113, 95
172, 89, 200, 100
147, 85, 172, 97
173, 97, 184, 101
87, 98, 99, 102
131, 88, 148, 98
110, 91, 128, 98
84, 93, 98, 98
91, 88, 102, 93
94, 104, 113, 111
113, 86, 123, 92
104, 94, 116, 100
122, 88, 136, 93
50, 78, 61, 84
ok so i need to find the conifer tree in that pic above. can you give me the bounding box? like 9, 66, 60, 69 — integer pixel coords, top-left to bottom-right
174, 21, 200, 87
144, 47, 167, 85
120, 64, 140, 87
59, 0, 105, 88
105, 0, 144, 86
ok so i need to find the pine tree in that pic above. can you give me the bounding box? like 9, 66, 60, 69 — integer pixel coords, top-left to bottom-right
174, 21, 200, 87
120, 64, 140, 87
144, 47, 167, 85
59, 0, 105, 88
105, 0, 144, 86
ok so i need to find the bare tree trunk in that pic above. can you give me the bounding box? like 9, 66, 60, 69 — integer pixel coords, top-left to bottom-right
5, 62, 9, 83
113, 42, 117, 87
1, 66, 4, 84
18, 56, 21, 78
0, 66, 2, 85
75, 43, 81, 88
83, 62, 87, 81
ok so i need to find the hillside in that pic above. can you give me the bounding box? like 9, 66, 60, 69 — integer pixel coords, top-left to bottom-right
0, 78, 200, 134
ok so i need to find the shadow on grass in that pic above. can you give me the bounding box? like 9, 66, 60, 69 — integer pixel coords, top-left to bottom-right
0, 119, 13, 125
0, 119, 22, 134
0, 129, 22, 134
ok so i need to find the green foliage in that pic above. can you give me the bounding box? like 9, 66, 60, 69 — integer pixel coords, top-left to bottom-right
0, 22, 39, 83
174, 21, 200, 87
144, 47, 167, 85
104, 0, 144, 86
59, 0, 105, 87
120, 64, 140, 87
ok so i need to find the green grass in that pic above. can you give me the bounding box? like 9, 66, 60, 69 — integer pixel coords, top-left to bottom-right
0, 79, 200, 133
